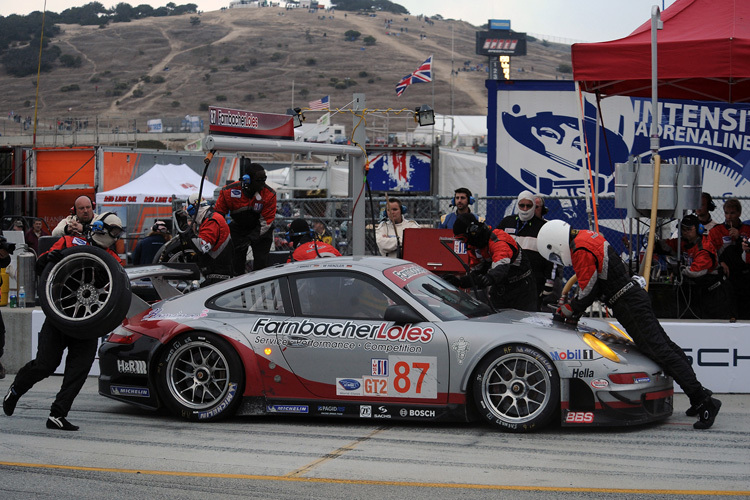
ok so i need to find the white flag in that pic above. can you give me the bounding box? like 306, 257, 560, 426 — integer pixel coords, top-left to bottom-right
317, 112, 330, 127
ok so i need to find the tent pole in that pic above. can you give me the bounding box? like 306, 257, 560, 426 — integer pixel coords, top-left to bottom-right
643, 5, 663, 290
574, 81, 594, 231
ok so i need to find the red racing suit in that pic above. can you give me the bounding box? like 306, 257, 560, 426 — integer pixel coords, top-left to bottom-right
707, 223, 750, 319
467, 227, 537, 311
50, 235, 124, 265
707, 222, 750, 257
568, 230, 707, 406
214, 181, 276, 273
289, 241, 341, 262
195, 211, 234, 285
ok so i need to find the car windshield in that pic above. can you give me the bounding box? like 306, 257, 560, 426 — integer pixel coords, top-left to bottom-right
401, 274, 492, 321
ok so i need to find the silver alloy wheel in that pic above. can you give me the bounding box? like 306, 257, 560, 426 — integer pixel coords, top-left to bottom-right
479, 353, 553, 424
45, 252, 114, 322
166, 340, 231, 410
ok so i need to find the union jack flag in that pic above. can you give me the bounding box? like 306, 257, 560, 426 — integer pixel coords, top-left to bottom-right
395, 55, 433, 97
308, 95, 330, 110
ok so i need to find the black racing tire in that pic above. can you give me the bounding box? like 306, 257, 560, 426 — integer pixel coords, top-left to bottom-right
153, 237, 197, 265
472, 344, 559, 433
39, 245, 131, 339
157, 332, 245, 422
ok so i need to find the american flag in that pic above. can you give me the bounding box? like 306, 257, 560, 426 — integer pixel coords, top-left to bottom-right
308, 95, 330, 110
395, 55, 433, 97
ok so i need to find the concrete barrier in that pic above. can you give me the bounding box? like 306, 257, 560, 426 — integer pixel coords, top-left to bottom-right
1, 307, 36, 374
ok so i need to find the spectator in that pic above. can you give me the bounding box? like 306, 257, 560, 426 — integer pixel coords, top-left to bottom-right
12, 219, 24, 231
24, 218, 49, 254
708, 198, 750, 259
132, 220, 171, 265
438, 187, 477, 229
694, 192, 718, 232
52, 195, 96, 237
446, 213, 537, 311
3, 213, 125, 431
312, 220, 333, 245
537, 219, 721, 429
534, 195, 549, 221
376, 198, 419, 258
496, 190, 556, 311
286, 219, 341, 262
214, 161, 276, 274
187, 194, 234, 287
656, 215, 733, 319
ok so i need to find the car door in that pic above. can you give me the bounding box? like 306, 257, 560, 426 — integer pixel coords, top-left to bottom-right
277, 270, 450, 404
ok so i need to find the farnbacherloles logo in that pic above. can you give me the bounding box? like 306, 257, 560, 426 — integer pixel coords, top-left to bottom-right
251, 318, 433, 343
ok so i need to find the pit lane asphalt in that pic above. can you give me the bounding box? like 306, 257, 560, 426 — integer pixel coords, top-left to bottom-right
1, 376, 748, 499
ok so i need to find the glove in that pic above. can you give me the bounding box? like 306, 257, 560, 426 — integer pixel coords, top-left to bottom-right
474, 274, 493, 288
554, 303, 579, 326
47, 249, 64, 263
35, 250, 63, 276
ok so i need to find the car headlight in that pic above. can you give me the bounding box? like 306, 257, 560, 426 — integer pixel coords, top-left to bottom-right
582, 332, 620, 363
607, 322, 633, 342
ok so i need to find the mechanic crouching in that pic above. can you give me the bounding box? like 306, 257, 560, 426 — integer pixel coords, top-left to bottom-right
187, 194, 235, 287
445, 213, 537, 311
537, 219, 721, 430
286, 218, 341, 262
4, 213, 125, 431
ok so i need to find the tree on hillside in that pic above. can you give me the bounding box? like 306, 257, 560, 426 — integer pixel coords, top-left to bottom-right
1, 42, 61, 77
58, 2, 107, 25
332, 0, 408, 15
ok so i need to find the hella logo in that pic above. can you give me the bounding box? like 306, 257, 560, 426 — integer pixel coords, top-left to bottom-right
338, 379, 361, 391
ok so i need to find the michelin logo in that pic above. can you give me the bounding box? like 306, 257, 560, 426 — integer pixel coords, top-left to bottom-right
110, 386, 150, 398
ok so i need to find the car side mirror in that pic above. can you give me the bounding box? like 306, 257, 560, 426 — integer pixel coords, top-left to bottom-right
384, 305, 424, 324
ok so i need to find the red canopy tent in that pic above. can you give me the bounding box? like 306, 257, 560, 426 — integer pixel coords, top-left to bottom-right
572, 0, 750, 103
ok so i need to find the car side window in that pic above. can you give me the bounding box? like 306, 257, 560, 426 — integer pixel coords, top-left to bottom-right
212, 278, 286, 314
292, 272, 397, 319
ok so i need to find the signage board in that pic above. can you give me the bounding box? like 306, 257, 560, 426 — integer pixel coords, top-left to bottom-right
208, 106, 294, 140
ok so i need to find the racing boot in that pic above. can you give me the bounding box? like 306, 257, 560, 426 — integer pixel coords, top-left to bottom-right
3, 384, 18, 416
686, 389, 712, 416
693, 396, 722, 430
46, 415, 79, 431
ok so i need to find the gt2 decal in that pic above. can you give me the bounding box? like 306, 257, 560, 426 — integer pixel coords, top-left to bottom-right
363, 376, 388, 397
252, 318, 434, 343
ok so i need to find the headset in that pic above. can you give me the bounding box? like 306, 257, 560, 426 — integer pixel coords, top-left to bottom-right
152, 220, 168, 233
285, 228, 316, 243
69, 194, 96, 215
703, 192, 716, 212
537, 198, 549, 216
90, 211, 123, 238
381, 200, 407, 220
698, 223, 706, 236
466, 217, 483, 239
449, 188, 475, 208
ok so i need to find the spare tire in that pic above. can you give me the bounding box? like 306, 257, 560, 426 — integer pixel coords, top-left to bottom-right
39, 245, 131, 339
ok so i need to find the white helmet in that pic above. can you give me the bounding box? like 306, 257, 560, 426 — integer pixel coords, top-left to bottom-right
90, 212, 123, 249
537, 219, 572, 266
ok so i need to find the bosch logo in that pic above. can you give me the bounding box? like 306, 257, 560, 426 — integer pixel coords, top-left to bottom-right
408, 409, 436, 418
338, 379, 361, 391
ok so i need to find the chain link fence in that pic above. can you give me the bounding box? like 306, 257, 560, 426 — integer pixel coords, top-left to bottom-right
271, 195, 750, 258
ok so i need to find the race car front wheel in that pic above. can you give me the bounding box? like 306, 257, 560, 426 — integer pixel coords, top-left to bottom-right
472, 344, 559, 432
157, 332, 245, 422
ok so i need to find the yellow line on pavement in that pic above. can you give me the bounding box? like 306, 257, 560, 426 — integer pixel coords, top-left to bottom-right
285, 426, 386, 477
0, 461, 747, 496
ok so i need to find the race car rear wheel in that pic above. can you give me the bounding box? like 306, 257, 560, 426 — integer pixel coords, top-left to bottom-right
157, 332, 244, 422
472, 344, 559, 432
38, 245, 131, 339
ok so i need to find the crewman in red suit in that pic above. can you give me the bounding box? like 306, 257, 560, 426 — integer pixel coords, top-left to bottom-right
4, 213, 124, 431
537, 219, 721, 430
657, 215, 732, 319
445, 213, 537, 311
187, 194, 234, 287
214, 160, 276, 274
285, 219, 341, 262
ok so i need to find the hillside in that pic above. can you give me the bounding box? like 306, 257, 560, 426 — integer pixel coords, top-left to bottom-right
0, 6, 572, 133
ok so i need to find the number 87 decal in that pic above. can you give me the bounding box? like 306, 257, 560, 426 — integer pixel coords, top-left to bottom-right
388, 356, 438, 399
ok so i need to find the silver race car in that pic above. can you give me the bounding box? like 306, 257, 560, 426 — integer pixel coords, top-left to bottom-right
97, 257, 673, 432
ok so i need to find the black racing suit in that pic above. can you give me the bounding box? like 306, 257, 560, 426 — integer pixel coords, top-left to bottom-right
569, 230, 710, 407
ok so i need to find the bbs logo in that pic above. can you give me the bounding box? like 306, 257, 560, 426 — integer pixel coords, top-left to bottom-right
565, 411, 594, 423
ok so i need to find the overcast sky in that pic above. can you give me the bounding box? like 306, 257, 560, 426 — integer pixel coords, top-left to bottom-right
1, 0, 676, 43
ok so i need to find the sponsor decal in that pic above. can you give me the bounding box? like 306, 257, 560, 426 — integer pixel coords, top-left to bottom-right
363, 376, 388, 397
71, 236, 88, 246
360, 405, 372, 418
634, 376, 652, 384
390, 265, 428, 282
451, 337, 470, 365
252, 318, 433, 343
591, 378, 609, 388
142, 308, 209, 322
409, 409, 436, 418
336, 378, 363, 396
266, 405, 309, 414
399, 408, 408, 417
372, 358, 389, 376
117, 359, 147, 375
565, 411, 594, 423
317, 405, 346, 415
110, 386, 150, 398
374, 406, 391, 419
549, 349, 595, 361
571, 368, 594, 378
230, 189, 242, 198
198, 383, 237, 420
